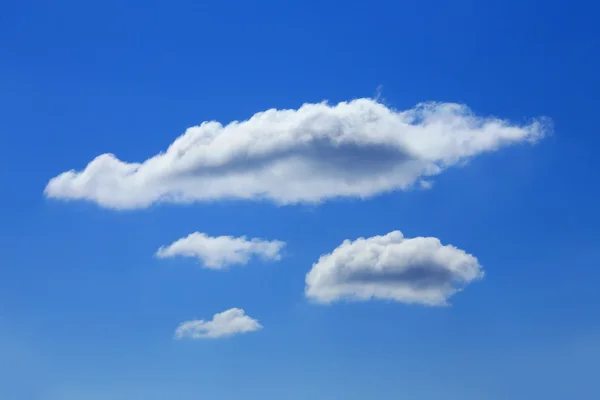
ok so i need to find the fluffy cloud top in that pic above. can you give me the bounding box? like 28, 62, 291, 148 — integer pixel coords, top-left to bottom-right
305, 230, 484, 306
156, 232, 285, 269
44, 98, 548, 209
175, 308, 262, 339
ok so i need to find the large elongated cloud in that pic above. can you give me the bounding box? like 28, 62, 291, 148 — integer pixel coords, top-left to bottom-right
44, 98, 548, 209
156, 232, 285, 269
305, 231, 484, 306
175, 308, 262, 339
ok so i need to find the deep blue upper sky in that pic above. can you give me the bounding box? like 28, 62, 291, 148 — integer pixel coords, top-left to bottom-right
1, 1, 600, 399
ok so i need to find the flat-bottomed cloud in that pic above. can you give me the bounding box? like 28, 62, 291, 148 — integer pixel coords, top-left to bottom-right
175, 308, 262, 339
156, 232, 285, 269
44, 98, 549, 209
305, 230, 484, 306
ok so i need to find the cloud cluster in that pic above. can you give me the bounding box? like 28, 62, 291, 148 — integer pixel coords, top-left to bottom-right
44, 98, 548, 210
45, 97, 545, 339
305, 231, 484, 306
175, 308, 262, 339
156, 232, 285, 269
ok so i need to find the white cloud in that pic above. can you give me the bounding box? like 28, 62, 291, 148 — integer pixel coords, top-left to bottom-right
175, 308, 262, 339
44, 98, 549, 209
155, 232, 285, 269
305, 230, 484, 306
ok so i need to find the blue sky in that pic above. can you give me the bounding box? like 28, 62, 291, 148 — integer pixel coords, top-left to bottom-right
1, 0, 600, 399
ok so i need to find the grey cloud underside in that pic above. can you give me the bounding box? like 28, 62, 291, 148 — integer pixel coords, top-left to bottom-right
346, 262, 459, 290
180, 139, 414, 177
44, 99, 549, 209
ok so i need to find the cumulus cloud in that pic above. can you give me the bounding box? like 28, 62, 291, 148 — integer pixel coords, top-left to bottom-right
305, 230, 484, 306
156, 232, 285, 269
44, 98, 549, 209
175, 308, 262, 339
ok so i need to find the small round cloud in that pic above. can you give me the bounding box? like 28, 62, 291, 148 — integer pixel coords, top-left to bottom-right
175, 308, 262, 339
156, 232, 285, 269
305, 230, 484, 306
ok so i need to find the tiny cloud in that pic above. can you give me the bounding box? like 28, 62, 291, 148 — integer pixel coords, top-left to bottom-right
175, 308, 262, 339
305, 230, 484, 306
44, 98, 549, 209
156, 232, 285, 269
